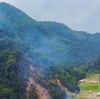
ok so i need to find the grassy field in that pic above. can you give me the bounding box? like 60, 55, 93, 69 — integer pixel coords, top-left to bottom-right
80, 82, 98, 91
73, 74, 100, 99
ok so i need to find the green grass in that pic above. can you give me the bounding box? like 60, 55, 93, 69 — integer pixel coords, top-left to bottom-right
80, 82, 98, 91
84, 83, 98, 90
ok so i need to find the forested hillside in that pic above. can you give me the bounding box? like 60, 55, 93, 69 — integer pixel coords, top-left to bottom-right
0, 30, 26, 99
0, 2, 100, 68
0, 2, 100, 99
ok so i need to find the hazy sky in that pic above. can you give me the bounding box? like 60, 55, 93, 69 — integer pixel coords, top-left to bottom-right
0, 0, 100, 33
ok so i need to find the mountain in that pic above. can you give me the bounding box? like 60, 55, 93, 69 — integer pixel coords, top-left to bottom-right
0, 2, 100, 69
0, 2, 100, 99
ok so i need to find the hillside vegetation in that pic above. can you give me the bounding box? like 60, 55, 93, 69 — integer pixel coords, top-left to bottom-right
0, 2, 100, 68
0, 30, 26, 99
0, 2, 100, 99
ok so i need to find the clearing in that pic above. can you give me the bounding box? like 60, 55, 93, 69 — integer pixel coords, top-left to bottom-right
74, 74, 100, 99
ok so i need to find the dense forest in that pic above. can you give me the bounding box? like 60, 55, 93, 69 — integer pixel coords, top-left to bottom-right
0, 39, 100, 99
0, 30, 100, 99
0, 35, 26, 98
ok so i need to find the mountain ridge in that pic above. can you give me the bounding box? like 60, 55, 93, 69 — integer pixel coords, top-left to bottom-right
0, 2, 100, 68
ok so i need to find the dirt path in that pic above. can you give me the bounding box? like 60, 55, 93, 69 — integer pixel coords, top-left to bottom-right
26, 77, 35, 98
36, 84, 51, 99
26, 77, 35, 92
57, 79, 63, 87
26, 65, 51, 99
29, 65, 34, 71
56, 79, 75, 98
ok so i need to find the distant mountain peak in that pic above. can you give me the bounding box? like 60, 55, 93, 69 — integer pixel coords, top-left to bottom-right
0, 2, 15, 9
0, 2, 9, 4
0, 2, 36, 21
0, 2, 37, 31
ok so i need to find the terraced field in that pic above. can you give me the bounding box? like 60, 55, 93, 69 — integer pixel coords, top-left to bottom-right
74, 74, 100, 99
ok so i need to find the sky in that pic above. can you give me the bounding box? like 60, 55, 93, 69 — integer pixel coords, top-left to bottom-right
0, 0, 100, 33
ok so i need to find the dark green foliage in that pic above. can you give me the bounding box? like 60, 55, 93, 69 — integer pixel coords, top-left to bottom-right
81, 55, 100, 77
0, 34, 26, 99
48, 80, 66, 99
29, 84, 38, 99
49, 86, 66, 99
47, 66, 80, 93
